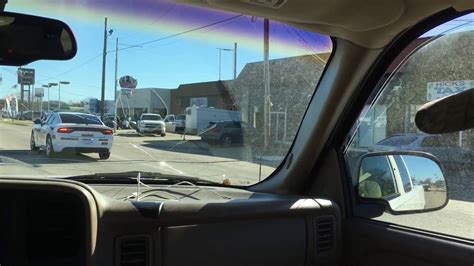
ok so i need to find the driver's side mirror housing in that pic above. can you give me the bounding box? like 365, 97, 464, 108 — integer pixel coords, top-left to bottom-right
34, 119, 42, 125
356, 151, 448, 215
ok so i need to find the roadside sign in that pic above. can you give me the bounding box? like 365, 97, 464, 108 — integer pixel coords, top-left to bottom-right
427, 80, 474, 101
190, 97, 208, 107
119, 75, 137, 89
35, 87, 44, 97
17, 68, 35, 85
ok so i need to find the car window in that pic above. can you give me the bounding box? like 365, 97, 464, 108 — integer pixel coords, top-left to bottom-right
45, 114, 55, 125
141, 115, 162, 121
359, 156, 398, 198
0, 1, 332, 186
394, 155, 412, 193
377, 136, 417, 146
344, 14, 474, 240
59, 114, 102, 125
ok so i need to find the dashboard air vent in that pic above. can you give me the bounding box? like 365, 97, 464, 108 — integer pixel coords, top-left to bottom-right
116, 236, 151, 266
314, 217, 334, 253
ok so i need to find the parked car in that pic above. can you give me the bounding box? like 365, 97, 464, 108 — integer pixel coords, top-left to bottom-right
30, 112, 113, 159
18, 110, 43, 121
200, 120, 247, 145
371, 133, 472, 168
136, 113, 166, 136
101, 115, 121, 129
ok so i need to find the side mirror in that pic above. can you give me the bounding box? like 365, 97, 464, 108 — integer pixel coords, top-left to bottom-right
33, 119, 42, 125
357, 151, 447, 214
0, 11, 77, 66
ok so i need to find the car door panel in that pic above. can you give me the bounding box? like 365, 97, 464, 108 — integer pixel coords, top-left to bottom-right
344, 219, 474, 266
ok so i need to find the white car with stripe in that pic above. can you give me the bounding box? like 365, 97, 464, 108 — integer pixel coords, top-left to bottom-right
30, 112, 114, 159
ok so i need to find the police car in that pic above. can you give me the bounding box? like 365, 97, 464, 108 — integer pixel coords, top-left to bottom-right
30, 112, 113, 159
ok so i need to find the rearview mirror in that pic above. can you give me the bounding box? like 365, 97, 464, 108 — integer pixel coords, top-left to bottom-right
0, 11, 77, 66
357, 151, 447, 214
33, 119, 42, 125
415, 88, 474, 134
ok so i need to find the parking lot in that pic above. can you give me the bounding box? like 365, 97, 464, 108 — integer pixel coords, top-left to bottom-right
0, 121, 275, 185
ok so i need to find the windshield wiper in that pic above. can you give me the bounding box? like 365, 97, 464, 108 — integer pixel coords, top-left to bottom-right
64, 171, 223, 186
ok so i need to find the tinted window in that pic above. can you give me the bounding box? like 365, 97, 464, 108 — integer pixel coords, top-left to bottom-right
59, 114, 102, 125
176, 115, 185, 120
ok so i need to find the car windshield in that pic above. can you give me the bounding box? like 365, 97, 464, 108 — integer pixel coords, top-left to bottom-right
60, 113, 102, 125
0, 1, 332, 185
142, 115, 162, 121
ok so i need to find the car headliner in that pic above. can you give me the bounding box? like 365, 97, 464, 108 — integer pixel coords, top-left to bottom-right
176, 0, 473, 48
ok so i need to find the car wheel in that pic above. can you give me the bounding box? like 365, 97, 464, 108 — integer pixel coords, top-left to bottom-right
99, 152, 110, 160
30, 132, 39, 151
221, 135, 232, 146
161, 133, 166, 137
46, 135, 56, 158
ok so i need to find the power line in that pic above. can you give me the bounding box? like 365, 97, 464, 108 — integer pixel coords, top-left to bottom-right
117, 14, 244, 53
38, 14, 244, 83
37, 53, 103, 83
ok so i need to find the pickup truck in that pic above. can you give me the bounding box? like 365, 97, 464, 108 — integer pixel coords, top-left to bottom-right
136, 113, 166, 136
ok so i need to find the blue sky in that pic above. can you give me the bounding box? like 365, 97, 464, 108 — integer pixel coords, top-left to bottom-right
402, 155, 444, 182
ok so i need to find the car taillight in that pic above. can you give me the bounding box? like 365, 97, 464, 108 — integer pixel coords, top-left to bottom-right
57, 127, 73, 133
102, 129, 113, 135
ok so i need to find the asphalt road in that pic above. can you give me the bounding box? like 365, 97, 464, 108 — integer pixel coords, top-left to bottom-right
0, 122, 472, 239
0, 122, 275, 185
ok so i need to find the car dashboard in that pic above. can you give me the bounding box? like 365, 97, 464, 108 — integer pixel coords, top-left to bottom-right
0, 178, 341, 266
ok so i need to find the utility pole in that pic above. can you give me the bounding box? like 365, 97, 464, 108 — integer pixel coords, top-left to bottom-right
114, 37, 119, 132
218, 49, 222, 80
100, 17, 109, 119
233, 42, 237, 79
263, 18, 270, 148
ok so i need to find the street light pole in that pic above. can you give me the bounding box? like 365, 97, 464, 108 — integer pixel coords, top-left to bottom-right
217, 48, 233, 80
58, 81, 70, 110
43, 85, 50, 111
48, 83, 58, 110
